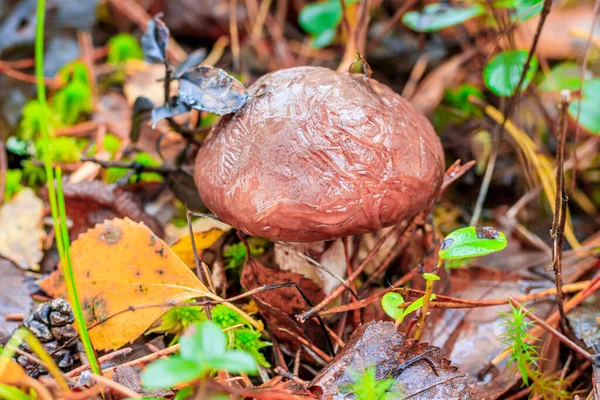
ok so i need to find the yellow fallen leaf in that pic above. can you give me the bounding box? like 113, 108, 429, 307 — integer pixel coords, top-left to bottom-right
170, 229, 226, 268
39, 218, 259, 350
0, 357, 27, 385
0, 188, 46, 270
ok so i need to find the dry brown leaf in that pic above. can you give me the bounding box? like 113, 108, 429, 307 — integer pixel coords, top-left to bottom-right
39, 218, 221, 350
409, 50, 475, 116
311, 321, 480, 400
241, 256, 325, 316
0, 260, 34, 332
0, 188, 46, 271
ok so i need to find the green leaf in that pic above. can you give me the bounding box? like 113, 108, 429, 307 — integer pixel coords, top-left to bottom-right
180, 321, 227, 361
141, 357, 203, 389
4, 170, 24, 201
0, 384, 33, 400
483, 50, 538, 97
312, 28, 337, 48
494, 0, 543, 22
538, 63, 583, 92
568, 78, 600, 135
173, 387, 194, 400
422, 273, 440, 281
298, 1, 343, 34
402, 3, 485, 32
400, 294, 436, 323
439, 226, 508, 260
381, 292, 405, 321
208, 351, 258, 375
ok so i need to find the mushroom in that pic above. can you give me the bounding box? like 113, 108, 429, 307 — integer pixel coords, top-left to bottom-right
194, 66, 445, 243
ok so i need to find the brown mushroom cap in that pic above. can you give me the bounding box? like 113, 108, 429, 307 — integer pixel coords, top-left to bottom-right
194, 66, 445, 242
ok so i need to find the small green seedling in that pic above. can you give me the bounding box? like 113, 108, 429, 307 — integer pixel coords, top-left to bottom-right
381, 291, 436, 327
146, 301, 206, 344
107, 33, 144, 65
223, 239, 267, 272
343, 365, 403, 400
4, 170, 24, 201
298, 0, 358, 49
402, 3, 485, 32
483, 50, 538, 97
53, 61, 92, 125
439, 226, 508, 261
141, 321, 258, 389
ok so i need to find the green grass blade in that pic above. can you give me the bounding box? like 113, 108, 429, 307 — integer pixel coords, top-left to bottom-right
35, 0, 101, 376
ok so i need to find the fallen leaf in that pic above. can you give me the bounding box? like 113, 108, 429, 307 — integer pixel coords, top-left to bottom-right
310, 321, 480, 400
0, 188, 46, 270
48, 180, 164, 239
241, 256, 325, 316
0, 260, 34, 332
409, 50, 475, 115
170, 228, 227, 268
0, 357, 27, 385
274, 240, 347, 295
39, 218, 212, 350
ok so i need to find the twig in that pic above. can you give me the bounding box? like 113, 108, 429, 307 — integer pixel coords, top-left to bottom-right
295, 221, 412, 323
277, 328, 331, 363
0, 138, 6, 206
79, 157, 176, 174
65, 348, 132, 377
0, 61, 63, 88
342, 236, 361, 326
509, 298, 594, 362
89, 373, 142, 398
186, 206, 217, 293
470, 0, 553, 226
230, 0, 241, 73
551, 93, 572, 334
368, 0, 418, 50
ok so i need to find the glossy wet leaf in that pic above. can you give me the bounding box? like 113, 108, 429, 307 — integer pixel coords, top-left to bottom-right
174, 49, 207, 78
568, 78, 600, 135
439, 226, 508, 261
381, 292, 405, 321
483, 50, 538, 97
402, 3, 485, 32
141, 15, 170, 64
178, 66, 247, 115
130, 96, 154, 143
151, 100, 191, 126
539, 63, 583, 92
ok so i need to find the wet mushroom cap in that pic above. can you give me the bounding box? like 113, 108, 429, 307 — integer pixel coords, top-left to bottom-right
194, 66, 445, 242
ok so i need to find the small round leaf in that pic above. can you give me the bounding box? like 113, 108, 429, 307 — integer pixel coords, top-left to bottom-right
439, 226, 508, 261
402, 3, 485, 32
483, 50, 538, 97
539, 63, 583, 92
423, 273, 440, 281
381, 292, 404, 321
568, 79, 600, 135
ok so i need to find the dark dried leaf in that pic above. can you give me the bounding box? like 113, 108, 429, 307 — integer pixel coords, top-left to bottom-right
131, 96, 155, 143
141, 15, 170, 64
151, 99, 191, 126
174, 49, 207, 78
311, 321, 480, 400
166, 168, 205, 210
241, 257, 325, 316
0, 260, 34, 333
47, 180, 164, 239
178, 66, 248, 115
569, 292, 600, 354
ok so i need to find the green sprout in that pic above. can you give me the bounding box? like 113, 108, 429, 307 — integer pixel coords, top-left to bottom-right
107, 33, 144, 65
381, 292, 437, 328
342, 365, 403, 400
18, 100, 61, 141
106, 152, 163, 183
414, 226, 507, 339
4, 170, 24, 201
223, 239, 268, 272
34, 137, 82, 164
146, 301, 207, 344
52, 61, 92, 125
141, 321, 258, 390
499, 304, 571, 399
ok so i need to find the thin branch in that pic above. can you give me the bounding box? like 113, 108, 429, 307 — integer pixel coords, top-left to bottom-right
551, 93, 572, 334
470, 0, 553, 226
